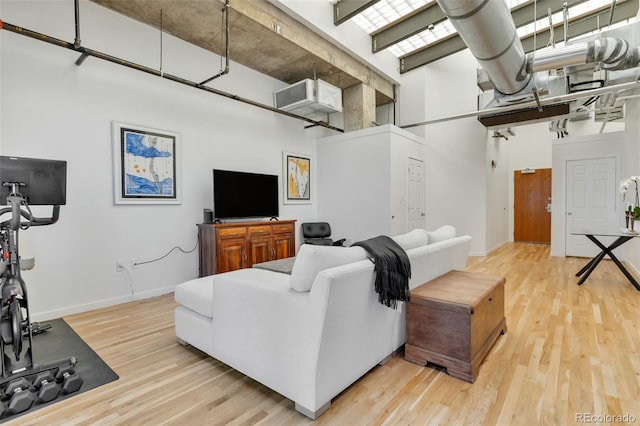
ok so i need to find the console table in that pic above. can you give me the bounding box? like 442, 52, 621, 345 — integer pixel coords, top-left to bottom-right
198, 220, 296, 276
571, 229, 640, 291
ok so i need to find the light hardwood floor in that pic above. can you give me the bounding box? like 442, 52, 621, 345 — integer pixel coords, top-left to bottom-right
9, 243, 640, 425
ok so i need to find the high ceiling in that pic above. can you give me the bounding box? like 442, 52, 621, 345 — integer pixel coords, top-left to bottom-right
337, 0, 639, 72
89, 0, 396, 106
89, 0, 639, 107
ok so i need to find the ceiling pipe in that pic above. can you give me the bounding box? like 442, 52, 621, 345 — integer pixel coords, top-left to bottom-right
434, 0, 640, 130
73, 0, 81, 48
435, 0, 531, 95
0, 19, 343, 133
563, 2, 569, 44
607, 0, 617, 28
73, 0, 88, 66
400, 78, 640, 128
200, 0, 230, 85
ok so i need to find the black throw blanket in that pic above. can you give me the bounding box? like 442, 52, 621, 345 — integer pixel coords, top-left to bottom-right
352, 235, 411, 309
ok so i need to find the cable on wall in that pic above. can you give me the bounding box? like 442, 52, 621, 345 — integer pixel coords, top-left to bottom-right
132, 235, 199, 268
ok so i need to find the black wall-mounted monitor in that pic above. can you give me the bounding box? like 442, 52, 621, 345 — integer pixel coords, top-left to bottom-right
213, 169, 279, 220
0, 155, 67, 205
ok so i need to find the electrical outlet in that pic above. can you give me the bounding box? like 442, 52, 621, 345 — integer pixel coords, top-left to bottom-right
116, 261, 126, 272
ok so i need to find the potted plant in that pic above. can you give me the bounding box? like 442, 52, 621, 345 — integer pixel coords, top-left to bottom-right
620, 176, 640, 230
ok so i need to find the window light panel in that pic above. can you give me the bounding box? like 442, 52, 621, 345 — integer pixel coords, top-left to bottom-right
349, 0, 637, 58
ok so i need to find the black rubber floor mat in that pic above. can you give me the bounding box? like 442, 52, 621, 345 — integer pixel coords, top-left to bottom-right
0, 318, 119, 423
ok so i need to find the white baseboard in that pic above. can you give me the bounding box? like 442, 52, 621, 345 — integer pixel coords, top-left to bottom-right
31, 285, 176, 322
469, 240, 507, 257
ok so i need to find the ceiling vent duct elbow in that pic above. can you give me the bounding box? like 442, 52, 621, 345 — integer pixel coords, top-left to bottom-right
436, 0, 530, 95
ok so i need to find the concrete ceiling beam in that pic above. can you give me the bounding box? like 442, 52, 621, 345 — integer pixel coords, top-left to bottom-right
229, 0, 394, 101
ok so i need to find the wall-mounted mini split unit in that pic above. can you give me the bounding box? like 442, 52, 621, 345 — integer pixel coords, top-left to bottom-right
274, 78, 342, 116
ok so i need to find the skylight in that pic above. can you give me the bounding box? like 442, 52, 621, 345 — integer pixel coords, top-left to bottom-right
349, 0, 638, 57
516, 0, 623, 39
351, 0, 432, 34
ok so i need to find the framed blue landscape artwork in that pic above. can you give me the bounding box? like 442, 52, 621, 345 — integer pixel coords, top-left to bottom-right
112, 121, 181, 204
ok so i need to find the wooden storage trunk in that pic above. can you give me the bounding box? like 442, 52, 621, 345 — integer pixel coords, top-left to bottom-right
405, 270, 507, 383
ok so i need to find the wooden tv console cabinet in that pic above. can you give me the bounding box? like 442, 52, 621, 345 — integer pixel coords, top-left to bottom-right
197, 220, 296, 277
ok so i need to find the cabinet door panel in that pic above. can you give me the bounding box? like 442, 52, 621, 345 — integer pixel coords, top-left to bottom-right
217, 239, 246, 273
273, 233, 294, 259
248, 237, 272, 266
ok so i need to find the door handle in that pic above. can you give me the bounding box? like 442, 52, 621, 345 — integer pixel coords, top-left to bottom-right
567, 212, 573, 216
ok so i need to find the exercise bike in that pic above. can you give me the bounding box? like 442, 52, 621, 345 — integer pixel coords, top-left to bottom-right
0, 163, 82, 417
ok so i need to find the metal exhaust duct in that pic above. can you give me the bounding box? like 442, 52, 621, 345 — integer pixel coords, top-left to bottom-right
435, 0, 530, 95
527, 37, 640, 73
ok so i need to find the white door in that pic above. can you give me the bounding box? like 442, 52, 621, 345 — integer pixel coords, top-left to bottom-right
565, 157, 617, 257
408, 157, 425, 230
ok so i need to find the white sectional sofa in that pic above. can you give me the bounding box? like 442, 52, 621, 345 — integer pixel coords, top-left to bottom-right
174, 226, 471, 419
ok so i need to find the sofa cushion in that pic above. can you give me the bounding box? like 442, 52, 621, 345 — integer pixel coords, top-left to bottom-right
290, 244, 368, 292
427, 225, 456, 244
392, 229, 429, 250
175, 277, 215, 318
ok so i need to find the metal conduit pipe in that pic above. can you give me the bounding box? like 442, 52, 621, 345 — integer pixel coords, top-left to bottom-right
436, 0, 530, 95
73, 0, 81, 48
200, 0, 230, 85
0, 20, 342, 133
73, 0, 88, 66
527, 37, 640, 73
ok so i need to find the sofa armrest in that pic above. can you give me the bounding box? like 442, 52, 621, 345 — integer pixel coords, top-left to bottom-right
205, 268, 329, 410
406, 235, 472, 289
308, 260, 398, 407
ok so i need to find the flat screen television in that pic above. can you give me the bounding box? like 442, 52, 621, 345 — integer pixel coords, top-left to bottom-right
213, 169, 279, 220
0, 155, 67, 205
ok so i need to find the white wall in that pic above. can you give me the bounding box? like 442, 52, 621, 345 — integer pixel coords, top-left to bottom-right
396, 68, 427, 139
0, 0, 332, 320
316, 125, 425, 243
485, 137, 509, 253
419, 50, 489, 255
625, 0, 640, 277
622, 97, 640, 276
